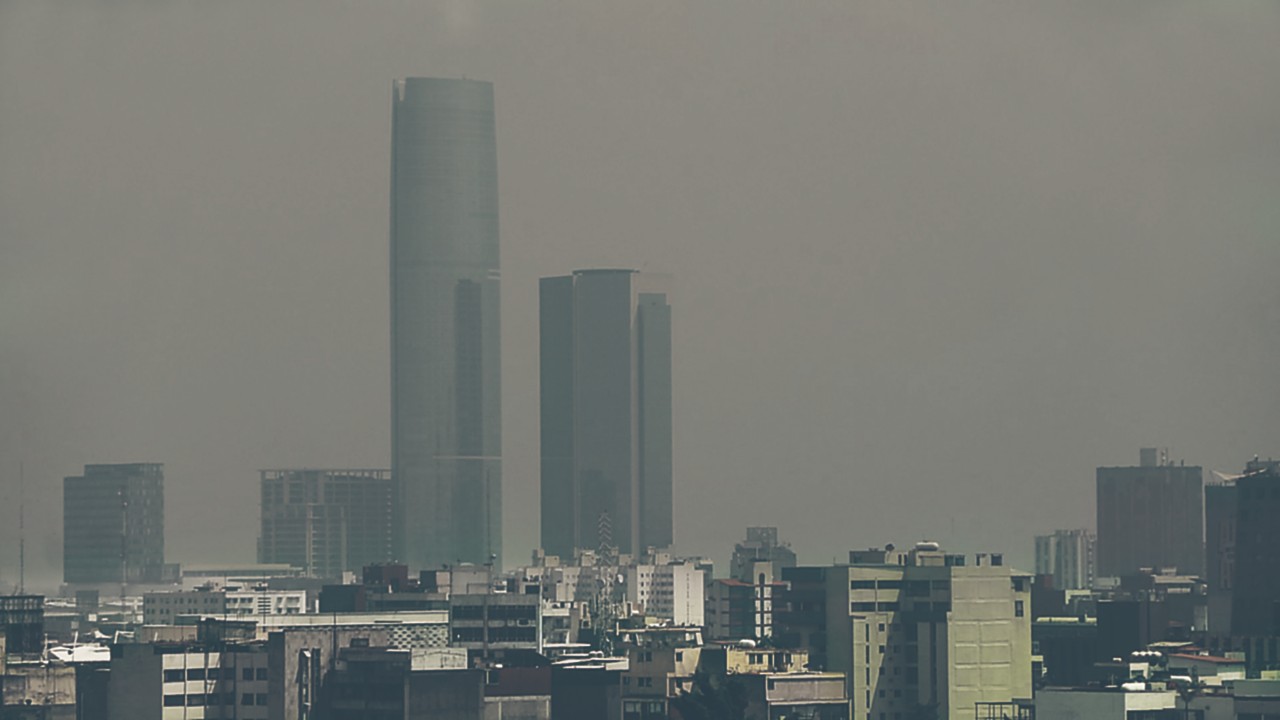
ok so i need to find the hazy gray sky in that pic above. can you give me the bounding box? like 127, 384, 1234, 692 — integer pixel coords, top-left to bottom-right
2, 1, 1277, 588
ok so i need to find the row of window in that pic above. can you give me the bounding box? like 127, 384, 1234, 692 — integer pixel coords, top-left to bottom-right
162, 693, 267, 707
450, 627, 537, 643
451, 605, 537, 621
852, 602, 899, 612
163, 667, 267, 682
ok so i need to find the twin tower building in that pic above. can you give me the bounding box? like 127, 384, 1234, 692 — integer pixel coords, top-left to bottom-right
391, 77, 673, 570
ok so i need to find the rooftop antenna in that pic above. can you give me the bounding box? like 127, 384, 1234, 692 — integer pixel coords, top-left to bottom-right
19, 462, 25, 594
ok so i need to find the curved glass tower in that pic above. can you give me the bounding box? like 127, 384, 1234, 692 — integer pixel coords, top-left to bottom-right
391, 77, 501, 569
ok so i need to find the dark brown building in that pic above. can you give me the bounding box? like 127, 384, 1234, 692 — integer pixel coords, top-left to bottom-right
1096, 448, 1203, 578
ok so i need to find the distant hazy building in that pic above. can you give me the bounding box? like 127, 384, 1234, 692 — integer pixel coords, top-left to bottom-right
1033, 529, 1095, 590
63, 463, 165, 584
1230, 458, 1280, 637
730, 526, 797, 582
540, 269, 672, 557
391, 77, 502, 569
258, 468, 395, 579
1096, 448, 1203, 578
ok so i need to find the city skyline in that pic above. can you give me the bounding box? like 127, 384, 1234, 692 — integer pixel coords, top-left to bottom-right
2, 2, 1278, 588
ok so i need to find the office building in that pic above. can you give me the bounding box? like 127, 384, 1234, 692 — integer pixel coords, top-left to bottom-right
449, 593, 542, 657
63, 463, 165, 585
391, 77, 502, 569
1204, 478, 1237, 634
540, 269, 672, 558
258, 468, 395, 579
0, 595, 44, 655
1096, 448, 1203, 578
1033, 529, 1095, 590
1230, 458, 1280, 636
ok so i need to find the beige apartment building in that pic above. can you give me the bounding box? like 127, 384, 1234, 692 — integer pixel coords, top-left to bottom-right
824, 544, 1033, 720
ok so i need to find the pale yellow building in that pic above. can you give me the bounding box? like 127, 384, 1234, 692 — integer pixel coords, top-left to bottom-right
824, 544, 1033, 720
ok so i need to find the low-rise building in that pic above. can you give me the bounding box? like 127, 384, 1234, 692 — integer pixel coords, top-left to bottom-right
736, 672, 850, 720
449, 593, 542, 659
142, 586, 308, 625
1035, 686, 1179, 720
106, 641, 272, 720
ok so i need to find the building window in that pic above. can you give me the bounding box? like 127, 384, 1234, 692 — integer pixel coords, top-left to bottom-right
242, 668, 254, 681
187, 694, 206, 707
242, 694, 254, 706
256, 693, 268, 706
186, 669, 205, 681
1015, 600, 1024, 618
163, 669, 184, 682
256, 668, 269, 680
163, 695, 184, 707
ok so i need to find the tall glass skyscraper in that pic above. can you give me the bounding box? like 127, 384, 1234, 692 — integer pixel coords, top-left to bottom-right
540, 270, 672, 559
391, 78, 501, 569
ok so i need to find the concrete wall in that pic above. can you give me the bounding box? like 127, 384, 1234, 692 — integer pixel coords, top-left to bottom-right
406, 670, 484, 719
483, 695, 551, 720
105, 646, 161, 720
1035, 688, 1176, 720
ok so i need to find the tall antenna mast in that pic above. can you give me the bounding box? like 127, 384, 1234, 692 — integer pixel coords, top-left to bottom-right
19, 462, 25, 595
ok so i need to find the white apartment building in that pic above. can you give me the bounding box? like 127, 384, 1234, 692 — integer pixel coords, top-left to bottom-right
1034, 529, 1096, 591
625, 562, 704, 626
